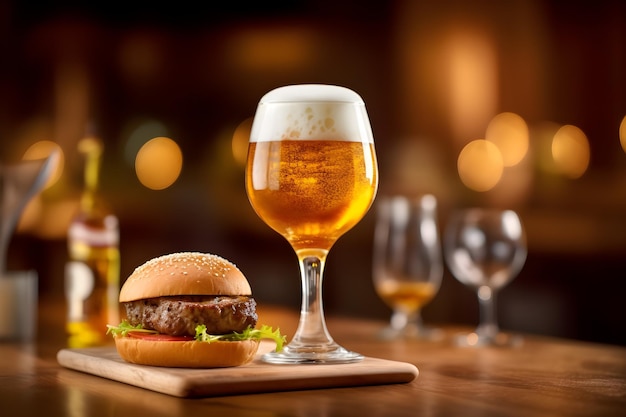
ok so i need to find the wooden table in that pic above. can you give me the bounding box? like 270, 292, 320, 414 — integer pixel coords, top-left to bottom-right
2, 296, 625, 417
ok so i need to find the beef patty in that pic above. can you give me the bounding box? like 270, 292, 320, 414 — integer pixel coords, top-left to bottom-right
123, 295, 257, 337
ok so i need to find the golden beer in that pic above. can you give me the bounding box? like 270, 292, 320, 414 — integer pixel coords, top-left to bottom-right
246, 140, 377, 252
374, 280, 437, 313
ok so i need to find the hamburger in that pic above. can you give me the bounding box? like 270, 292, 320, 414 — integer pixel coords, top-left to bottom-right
106, 252, 284, 368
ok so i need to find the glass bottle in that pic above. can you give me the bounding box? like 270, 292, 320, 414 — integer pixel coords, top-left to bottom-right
65, 136, 120, 348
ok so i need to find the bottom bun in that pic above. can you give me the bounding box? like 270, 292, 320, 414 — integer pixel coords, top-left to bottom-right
114, 336, 260, 368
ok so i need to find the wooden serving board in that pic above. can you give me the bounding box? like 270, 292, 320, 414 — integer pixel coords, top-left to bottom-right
57, 345, 419, 398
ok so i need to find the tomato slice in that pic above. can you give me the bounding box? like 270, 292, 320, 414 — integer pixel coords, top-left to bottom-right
127, 332, 194, 342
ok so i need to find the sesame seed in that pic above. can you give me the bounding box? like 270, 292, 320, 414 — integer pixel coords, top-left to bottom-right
132, 251, 238, 279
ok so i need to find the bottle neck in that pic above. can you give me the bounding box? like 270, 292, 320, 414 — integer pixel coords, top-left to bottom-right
79, 142, 102, 215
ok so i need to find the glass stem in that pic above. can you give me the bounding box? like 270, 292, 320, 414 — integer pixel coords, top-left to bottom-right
292, 254, 334, 347
391, 309, 421, 331
408, 310, 423, 331
476, 285, 499, 339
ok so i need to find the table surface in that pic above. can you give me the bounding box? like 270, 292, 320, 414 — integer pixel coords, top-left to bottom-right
2, 296, 625, 417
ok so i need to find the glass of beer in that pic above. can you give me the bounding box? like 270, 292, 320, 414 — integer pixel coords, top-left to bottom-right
246, 84, 378, 364
372, 194, 443, 340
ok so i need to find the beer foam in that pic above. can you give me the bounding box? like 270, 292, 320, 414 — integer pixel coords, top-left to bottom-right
250, 85, 374, 143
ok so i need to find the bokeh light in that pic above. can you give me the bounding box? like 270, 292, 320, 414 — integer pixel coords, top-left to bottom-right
232, 118, 253, 167
485, 112, 529, 167
457, 139, 504, 192
124, 119, 170, 166
619, 116, 626, 152
551, 125, 590, 179
22, 140, 64, 189
135, 137, 183, 190
446, 29, 498, 143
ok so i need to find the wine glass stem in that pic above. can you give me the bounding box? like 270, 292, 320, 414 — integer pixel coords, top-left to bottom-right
292, 254, 334, 346
477, 285, 499, 339
391, 309, 421, 331
410, 310, 425, 333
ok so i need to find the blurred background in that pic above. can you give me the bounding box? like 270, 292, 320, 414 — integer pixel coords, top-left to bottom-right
1, 0, 625, 345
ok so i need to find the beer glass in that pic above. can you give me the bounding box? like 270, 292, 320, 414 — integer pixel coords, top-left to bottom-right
372, 194, 443, 340
246, 85, 378, 364
444, 208, 526, 347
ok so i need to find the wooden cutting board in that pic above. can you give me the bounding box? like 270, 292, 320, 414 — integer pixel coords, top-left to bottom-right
57, 344, 419, 398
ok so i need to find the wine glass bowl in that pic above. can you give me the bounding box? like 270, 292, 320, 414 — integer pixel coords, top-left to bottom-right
444, 208, 527, 347
372, 194, 443, 340
245, 84, 378, 363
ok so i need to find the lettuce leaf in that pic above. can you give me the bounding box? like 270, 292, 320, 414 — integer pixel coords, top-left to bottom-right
106, 320, 158, 337
196, 324, 285, 352
107, 321, 286, 352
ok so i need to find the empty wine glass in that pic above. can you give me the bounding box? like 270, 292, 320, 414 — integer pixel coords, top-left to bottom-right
444, 208, 526, 347
245, 84, 378, 364
372, 194, 443, 340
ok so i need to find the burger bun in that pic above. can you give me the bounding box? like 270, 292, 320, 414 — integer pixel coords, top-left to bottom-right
114, 336, 260, 368
119, 252, 251, 302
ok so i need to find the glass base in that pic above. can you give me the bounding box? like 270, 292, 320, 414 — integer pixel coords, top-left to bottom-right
261, 343, 364, 364
454, 331, 523, 348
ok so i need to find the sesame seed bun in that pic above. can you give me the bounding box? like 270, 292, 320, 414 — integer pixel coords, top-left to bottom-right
119, 252, 251, 302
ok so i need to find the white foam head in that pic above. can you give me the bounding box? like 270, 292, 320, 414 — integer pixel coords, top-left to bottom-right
249, 84, 374, 143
